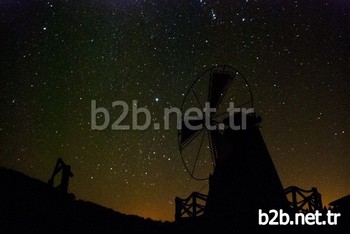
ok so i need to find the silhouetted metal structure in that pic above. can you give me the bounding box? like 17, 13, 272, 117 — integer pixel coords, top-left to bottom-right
48, 158, 74, 193
175, 192, 207, 221
176, 65, 289, 222
284, 186, 322, 212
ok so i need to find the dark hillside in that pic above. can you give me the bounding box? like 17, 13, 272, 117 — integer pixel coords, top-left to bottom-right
0, 167, 173, 233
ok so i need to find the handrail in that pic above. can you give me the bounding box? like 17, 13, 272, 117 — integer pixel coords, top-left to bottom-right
284, 186, 322, 212
175, 192, 208, 221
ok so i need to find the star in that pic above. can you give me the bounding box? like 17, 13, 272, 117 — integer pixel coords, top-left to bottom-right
1, 0, 349, 222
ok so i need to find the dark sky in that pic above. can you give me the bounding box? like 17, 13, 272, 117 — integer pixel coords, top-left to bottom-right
1, 0, 349, 221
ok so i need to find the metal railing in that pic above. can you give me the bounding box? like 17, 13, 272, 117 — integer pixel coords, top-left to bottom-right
285, 186, 322, 212
175, 192, 207, 221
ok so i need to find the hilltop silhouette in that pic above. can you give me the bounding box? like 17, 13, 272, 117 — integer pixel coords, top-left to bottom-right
0, 167, 174, 233
1, 166, 349, 233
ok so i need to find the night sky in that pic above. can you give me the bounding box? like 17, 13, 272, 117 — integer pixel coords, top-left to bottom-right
1, 0, 349, 221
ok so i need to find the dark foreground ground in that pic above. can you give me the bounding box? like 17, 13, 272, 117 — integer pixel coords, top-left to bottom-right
0, 167, 349, 233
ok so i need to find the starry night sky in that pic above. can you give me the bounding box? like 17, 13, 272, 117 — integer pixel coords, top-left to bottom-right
1, 0, 349, 221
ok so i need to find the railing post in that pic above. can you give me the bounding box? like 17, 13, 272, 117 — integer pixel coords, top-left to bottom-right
175, 197, 181, 222
193, 194, 197, 217
292, 190, 297, 211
